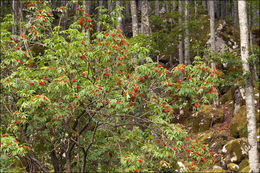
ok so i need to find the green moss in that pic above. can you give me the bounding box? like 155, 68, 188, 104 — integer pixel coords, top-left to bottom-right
238, 159, 249, 171
223, 138, 248, 163
192, 105, 224, 133
204, 169, 227, 173
198, 131, 214, 143
220, 86, 235, 104
241, 166, 250, 173
227, 163, 239, 171
230, 106, 247, 138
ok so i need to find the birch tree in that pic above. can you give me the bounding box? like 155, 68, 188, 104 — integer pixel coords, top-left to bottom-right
140, 0, 151, 35
238, 1, 259, 172
184, 0, 191, 65
130, 0, 138, 37
178, 0, 184, 68
116, 0, 123, 32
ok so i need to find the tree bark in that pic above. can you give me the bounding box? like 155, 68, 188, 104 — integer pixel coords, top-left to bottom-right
83, 0, 91, 14
178, 0, 184, 67
184, 0, 191, 65
155, 0, 159, 16
116, 0, 123, 32
238, 1, 259, 172
12, 0, 19, 34
97, 0, 103, 33
209, 1, 215, 64
108, 0, 113, 13
50, 151, 62, 173
233, 0, 238, 25
140, 0, 151, 35
130, 0, 138, 37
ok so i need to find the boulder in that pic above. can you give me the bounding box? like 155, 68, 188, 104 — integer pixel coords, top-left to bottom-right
227, 163, 239, 171
192, 105, 224, 133
241, 166, 250, 173
238, 158, 249, 171
230, 106, 248, 138
221, 138, 248, 164
204, 169, 227, 173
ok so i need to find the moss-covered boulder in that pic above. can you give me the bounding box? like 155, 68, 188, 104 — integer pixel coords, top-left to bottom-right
227, 163, 239, 171
220, 86, 236, 105
238, 158, 249, 171
241, 166, 250, 173
230, 106, 248, 138
192, 105, 224, 133
204, 169, 227, 173
221, 138, 248, 164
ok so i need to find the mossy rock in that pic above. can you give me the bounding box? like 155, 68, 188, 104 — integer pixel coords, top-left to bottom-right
240, 166, 250, 173
198, 131, 215, 143
204, 169, 227, 173
230, 105, 248, 138
192, 105, 224, 133
238, 158, 249, 171
227, 163, 239, 171
220, 86, 236, 104
222, 138, 248, 164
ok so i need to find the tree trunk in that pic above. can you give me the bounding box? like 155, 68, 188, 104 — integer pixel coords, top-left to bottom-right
97, 0, 103, 33
83, 0, 91, 44
50, 151, 62, 173
12, 0, 19, 34
194, 1, 198, 16
116, 0, 123, 32
130, 0, 138, 37
184, 0, 191, 65
155, 0, 159, 16
108, 0, 113, 13
209, 1, 215, 63
238, 1, 259, 172
202, 0, 207, 10
83, 0, 91, 15
140, 0, 151, 35
209, 0, 219, 106
233, 0, 238, 25
178, 0, 184, 67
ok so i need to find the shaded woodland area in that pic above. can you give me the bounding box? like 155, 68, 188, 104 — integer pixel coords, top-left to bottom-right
0, 0, 259, 172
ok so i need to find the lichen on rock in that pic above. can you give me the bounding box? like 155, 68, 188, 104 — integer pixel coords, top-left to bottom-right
221, 138, 248, 164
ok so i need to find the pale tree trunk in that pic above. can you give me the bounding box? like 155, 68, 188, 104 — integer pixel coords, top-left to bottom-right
184, 0, 191, 65
209, 0, 215, 67
130, 0, 138, 37
141, 0, 151, 35
108, 0, 114, 13
194, 1, 198, 16
248, 3, 258, 82
155, 0, 159, 16
202, 0, 207, 10
83, 0, 91, 44
209, 0, 219, 106
238, 1, 259, 172
164, 0, 169, 13
178, 0, 184, 66
97, 0, 103, 33
12, 0, 19, 34
116, 0, 123, 32
83, 0, 91, 15
178, 0, 184, 80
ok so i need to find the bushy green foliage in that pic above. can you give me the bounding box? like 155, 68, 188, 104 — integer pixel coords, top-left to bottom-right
1, 1, 219, 172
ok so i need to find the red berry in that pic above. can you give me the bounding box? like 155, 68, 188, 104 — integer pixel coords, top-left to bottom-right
2, 134, 6, 137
